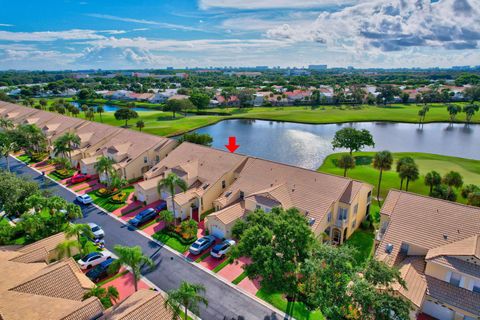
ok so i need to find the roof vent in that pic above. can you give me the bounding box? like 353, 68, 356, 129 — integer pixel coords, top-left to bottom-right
202, 183, 210, 190
443, 234, 448, 240
309, 218, 316, 226
385, 243, 394, 254
225, 191, 232, 197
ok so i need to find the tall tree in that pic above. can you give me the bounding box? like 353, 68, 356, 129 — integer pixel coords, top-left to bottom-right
54, 132, 81, 164
114, 108, 139, 127
56, 239, 79, 259
165, 281, 208, 320
136, 120, 145, 132
338, 154, 355, 177
446, 104, 461, 124
111, 245, 154, 292
157, 173, 188, 223
373, 151, 393, 203
424, 170, 442, 195
94, 156, 116, 183
396, 156, 414, 190
158, 210, 174, 229
0, 134, 17, 172
331, 128, 375, 155
463, 103, 479, 124
400, 162, 419, 191
189, 92, 211, 111
96, 105, 104, 122
83, 286, 119, 308
443, 171, 463, 195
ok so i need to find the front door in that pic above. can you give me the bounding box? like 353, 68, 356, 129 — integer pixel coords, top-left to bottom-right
192, 208, 199, 222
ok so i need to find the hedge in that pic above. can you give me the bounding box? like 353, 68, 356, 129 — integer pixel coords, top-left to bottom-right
156, 229, 196, 245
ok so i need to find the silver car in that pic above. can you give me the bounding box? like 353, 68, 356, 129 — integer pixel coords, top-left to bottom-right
88, 222, 105, 239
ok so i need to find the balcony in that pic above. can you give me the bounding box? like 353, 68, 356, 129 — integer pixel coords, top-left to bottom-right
335, 219, 347, 228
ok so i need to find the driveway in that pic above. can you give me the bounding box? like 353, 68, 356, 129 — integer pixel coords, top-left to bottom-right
3, 156, 283, 320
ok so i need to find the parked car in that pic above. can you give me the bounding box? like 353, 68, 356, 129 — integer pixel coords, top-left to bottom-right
210, 239, 236, 258
128, 208, 157, 227
77, 251, 111, 270
155, 202, 167, 212
189, 235, 215, 255
70, 173, 91, 184
76, 194, 93, 205
88, 222, 105, 239
86, 258, 118, 283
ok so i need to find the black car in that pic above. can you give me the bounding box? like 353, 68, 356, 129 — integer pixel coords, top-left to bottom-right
128, 208, 157, 227
86, 258, 117, 283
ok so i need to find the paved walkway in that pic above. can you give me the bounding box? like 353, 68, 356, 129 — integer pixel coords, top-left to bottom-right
217, 257, 251, 282
3, 156, 283, 320
101, 271, 151, 303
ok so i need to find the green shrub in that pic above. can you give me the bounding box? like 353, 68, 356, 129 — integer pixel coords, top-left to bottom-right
361, 220, 371, 230
157, 229, 196, 245
109, 192, 128, 204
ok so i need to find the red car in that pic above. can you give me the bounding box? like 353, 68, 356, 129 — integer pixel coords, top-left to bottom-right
70, 174, 91, 184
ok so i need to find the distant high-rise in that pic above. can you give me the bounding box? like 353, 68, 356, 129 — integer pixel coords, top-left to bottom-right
308, 64, 327, 70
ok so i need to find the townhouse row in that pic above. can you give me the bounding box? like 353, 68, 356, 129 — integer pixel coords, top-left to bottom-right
375, 190, 480, 320
0, 101, 178, 181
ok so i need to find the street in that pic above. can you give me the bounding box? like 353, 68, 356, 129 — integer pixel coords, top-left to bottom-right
1, 156, 283, 320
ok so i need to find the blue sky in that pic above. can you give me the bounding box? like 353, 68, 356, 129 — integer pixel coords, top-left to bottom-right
0, 0, 479, 70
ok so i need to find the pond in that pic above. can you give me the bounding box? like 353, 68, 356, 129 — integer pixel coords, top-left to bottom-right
71, 102, 154, 112
193, 119, 480, 170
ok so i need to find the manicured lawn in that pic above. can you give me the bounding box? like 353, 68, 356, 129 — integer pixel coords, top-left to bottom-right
88, 186, 135, 212
29, 101, 476, 137
345, 229, 375, 265
232, 271, 248, 285
152, 231, 191, 253
256, 288, 324, 320
17, 154, 33, 163
318, 152, 480, 203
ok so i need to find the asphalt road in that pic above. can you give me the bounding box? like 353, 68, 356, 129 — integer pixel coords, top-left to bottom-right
2, 156, 284, 320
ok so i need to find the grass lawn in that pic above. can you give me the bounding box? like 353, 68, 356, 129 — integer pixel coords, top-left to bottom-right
88, 186, 135, 212
212, 257, 233, 273
232, 271, 248, 285
256, 288, 324, 320
29, 101, 477, 137
345, 229, 375, 265
17, 154, 32, 163
318, 152, 480, 203
152, 231, 190, 253
194, 251, 210, 263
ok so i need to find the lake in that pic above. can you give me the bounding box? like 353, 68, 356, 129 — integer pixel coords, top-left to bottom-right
193, 119, 480, 170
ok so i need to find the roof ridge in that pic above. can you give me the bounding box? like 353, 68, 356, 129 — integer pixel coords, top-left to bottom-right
115, 290, 159, 319
390, 189, 480, 210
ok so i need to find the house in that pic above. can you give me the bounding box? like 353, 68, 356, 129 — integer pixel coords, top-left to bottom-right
148, 89, 178, 103
168, 94, 190, 101
206, 158, 372, 241
375, 190, 480, 320
101, 289, 175, 320
214, 94, 240, 106
284, 90, 312, 103
80, 129, 178, 181
134, 142, 247, 221
0, 233, 103, 320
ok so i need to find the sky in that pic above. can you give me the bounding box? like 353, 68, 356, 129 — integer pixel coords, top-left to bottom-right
0, 0, 479, 70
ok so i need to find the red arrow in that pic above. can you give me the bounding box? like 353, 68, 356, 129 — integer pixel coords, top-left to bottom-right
225, 136, 239, 153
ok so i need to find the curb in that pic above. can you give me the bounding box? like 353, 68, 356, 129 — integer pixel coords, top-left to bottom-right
10, 155, 290, 320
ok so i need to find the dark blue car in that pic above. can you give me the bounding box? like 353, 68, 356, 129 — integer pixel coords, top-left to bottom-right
156, 202, 167, 212
86, 258, 117, 283
129, 208, 157, 227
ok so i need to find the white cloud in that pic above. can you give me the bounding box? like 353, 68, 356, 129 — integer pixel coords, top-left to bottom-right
87, 14, 205, 32
199, 0, 357, 10
0, 29, 124, 42
0, 23, 14, 27
265, 0, 480, 51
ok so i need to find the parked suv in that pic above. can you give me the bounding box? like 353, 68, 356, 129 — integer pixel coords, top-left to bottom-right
86, 258, 118, 283
189, 235, 215, 255
210, 239, 236, 258
128, 208, 157, 227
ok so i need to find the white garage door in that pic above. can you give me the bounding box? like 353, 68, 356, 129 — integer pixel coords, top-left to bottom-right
210, 226, 225, 239
422, 301, 454, 320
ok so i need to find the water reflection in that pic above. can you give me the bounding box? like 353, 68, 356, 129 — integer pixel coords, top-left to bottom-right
194, 120, 479, 170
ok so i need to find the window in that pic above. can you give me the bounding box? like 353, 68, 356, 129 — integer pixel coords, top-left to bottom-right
222, 180, 226, 189
156, 155, 160, 162
449, 272, 461, 287
353, 204, 358, 214
239, 191, 244, 199
400, 243, 409, 254
473, 280, 480, 294
351, 220, 356, 229
327, 211, 332, 222
144, 156, 148, 163
338, 207, 348, 220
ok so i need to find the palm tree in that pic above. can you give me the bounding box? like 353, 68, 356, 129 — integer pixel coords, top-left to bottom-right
94, 156, 116, 183
56, 239, 79, 259
83, 286, 119, 308
60, 132, 81, 163
159, 210, 174, 229
446, 104, 461, 125
81, 104, 88, 118
136, 120, 145, 132
401, 162, 419, 191
337, 154, 355, 177
443, 171, 463, 195
373, 151, 393, 204
396, 157, 414, 190
65, 223, 94, 243
157, 173, 188, 224
463, 104, 479, 124
165, 281, 208, 320
0, 139, 17, 172
96, 106, 104, 122
111, 245, 154, 292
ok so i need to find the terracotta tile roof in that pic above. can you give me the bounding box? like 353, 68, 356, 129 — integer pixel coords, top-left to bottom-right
104, 289, 176, 320
426, 275, 480, 316
19, 232, 68, 255
427, 256, 480, 279
10, 247, 48, 264
376, 191, 480, 267
426, 235, 480, 260
209, 201, 248, 225
392, 256, 427, 308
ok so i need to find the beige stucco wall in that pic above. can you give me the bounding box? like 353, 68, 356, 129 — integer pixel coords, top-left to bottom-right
205, 215, 235, 239
426, 261, 480, 293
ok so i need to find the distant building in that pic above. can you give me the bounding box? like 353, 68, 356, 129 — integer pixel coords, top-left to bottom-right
308, 65, 327, 71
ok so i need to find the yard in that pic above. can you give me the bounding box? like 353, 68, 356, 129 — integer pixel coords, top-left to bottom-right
345, 229, 375, 264
88, 186, 135, 212
318, 152, 480, 203
152, 230, 192, 253
256, 288, 324, 320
